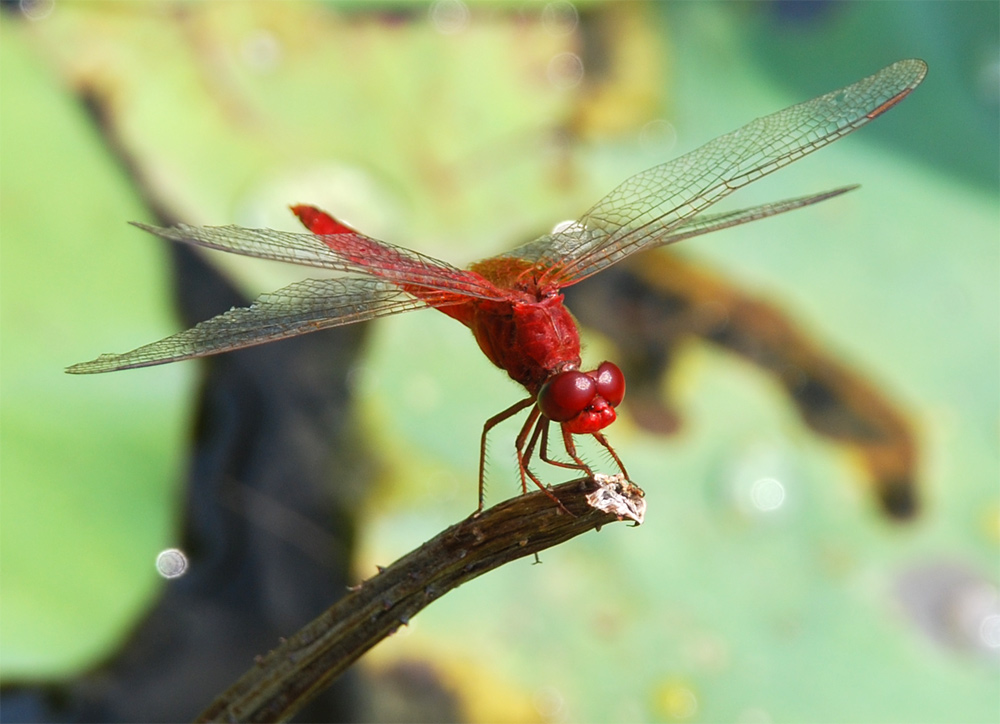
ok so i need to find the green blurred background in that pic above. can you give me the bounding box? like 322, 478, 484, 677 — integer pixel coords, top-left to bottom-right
1, 1, 997, 721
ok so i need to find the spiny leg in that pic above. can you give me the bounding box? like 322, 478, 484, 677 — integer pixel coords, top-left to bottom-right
560, 426, 595, 476
513, 407, 543, 496
592, 431, 630, 480
516, 414, 574, 514
478, 396, 535, 513
539, 423, 590, 473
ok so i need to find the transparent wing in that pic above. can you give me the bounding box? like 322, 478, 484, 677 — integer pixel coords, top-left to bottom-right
132, 222, 508, 302
502, 58, 926, 287
67, 277, 455, 373
650, 185, 859, 245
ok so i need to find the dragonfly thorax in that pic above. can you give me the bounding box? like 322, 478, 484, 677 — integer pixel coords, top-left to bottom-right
464, 292, 584, 393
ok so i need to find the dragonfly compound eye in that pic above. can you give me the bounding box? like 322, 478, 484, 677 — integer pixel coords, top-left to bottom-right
593, 361, 625, 407
538, 371, 597, 422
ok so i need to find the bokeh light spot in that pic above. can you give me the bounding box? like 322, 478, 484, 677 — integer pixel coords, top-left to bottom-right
652, 679, 698, 720
639, 119, 678, 155
429, 0, 470, 35
751, 477, 786, 512
979, 613, 1000, 649
155, 548, 188, 579
547, 52, 584, 90
542, 1, 579, 36
241, 29, 282, 72
19, 0, 54, 21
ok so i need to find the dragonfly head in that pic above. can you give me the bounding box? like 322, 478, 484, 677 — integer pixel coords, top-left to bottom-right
537, 361, 625, 434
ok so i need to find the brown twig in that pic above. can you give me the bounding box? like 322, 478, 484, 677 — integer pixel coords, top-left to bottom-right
195, 475, 645, 723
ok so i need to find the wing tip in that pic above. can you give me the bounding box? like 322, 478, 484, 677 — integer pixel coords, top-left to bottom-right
828, 183, 860, 197
864, 59, 928, 120
66, 362, 108, 375
65, 355, 127, 374
897, 58, 929, 84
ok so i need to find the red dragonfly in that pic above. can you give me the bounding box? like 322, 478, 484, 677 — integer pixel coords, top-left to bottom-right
69, 59, 926, 511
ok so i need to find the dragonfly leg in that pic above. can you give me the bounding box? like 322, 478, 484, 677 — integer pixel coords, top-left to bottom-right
518, 413, 547, 495
559, 426, 596, 479
539, 423, 590, 473
478, 396, 535, 513
592, 431, 630, 480
516, 414, 574, 515
513, 407, 543, 496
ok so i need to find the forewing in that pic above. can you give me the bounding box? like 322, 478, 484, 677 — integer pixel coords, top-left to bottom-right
67, 277, 451, 373
503, 59, 926, 286
132, 222, 508, 301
